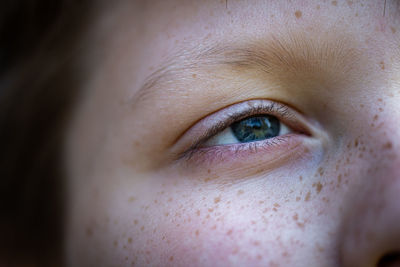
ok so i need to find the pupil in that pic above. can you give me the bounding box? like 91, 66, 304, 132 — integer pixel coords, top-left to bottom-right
231, 115, 280, 143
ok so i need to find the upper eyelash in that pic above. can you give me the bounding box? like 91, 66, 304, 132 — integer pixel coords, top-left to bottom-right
184, 101, 292, 153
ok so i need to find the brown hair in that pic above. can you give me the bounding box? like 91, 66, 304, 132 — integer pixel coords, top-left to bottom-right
0, 1, 95, 265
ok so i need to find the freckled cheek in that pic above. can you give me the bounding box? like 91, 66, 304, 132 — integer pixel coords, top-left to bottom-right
127, 190, 304, 266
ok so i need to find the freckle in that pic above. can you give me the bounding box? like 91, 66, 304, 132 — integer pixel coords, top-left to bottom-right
347, 0, 353, 6
169, 256, 174, 261
360, 104, 364, 108
299, 175, 303, 181
318, 167, 324, 176
128, 237, 132, 244
391, 27, 397, 34
337, 174, 342, 184
208, 208, 214, 212
314, 182, 323, 193
257, 255, 263, 260
331, 0, 337, 6
294, 10, 302, 19
196, 210, 200, 216
154, 199, 158, 204
282, 251, 289, 257
293, 213, 298, 221
379, 107, 383, 112
113, 240, 118, 247
237, 189, 244, 195
133, 219, 138, 225
140, 226, 145, 231
378, 98, 383, 102
214, 196, 221, 203
195, 230, 199, 236
227, 229, 233, 235
316, 5, 320, 10
274, 203, 280, 208
207, 169, 211, 173
305, 192, 311, 201
354, 139, 359, 147
259, 200, 264, 204
211, 225, 217, 230
383, 142, 393, 150
128, 196, 136, 202
297, 222, 305, 228
164, 212, 169, 217
85, 227, 93, 237
296, 196, 301, 201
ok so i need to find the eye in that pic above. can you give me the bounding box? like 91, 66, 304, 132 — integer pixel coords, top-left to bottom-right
203, 115, 292, 146
172, 99, 313, 164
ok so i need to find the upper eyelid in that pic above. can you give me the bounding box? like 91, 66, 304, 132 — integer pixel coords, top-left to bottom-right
170, 99, 313, 158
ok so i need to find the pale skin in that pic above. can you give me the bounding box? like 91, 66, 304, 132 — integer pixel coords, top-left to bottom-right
64, 0, 400, 266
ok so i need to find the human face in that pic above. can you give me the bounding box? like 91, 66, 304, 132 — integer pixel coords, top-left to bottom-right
64, 0, 400, 266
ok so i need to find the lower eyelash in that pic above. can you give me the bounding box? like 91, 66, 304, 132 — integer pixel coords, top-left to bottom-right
180, 133, 293, 165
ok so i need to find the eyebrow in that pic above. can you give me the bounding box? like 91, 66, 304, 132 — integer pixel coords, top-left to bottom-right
132, 31, 362, 104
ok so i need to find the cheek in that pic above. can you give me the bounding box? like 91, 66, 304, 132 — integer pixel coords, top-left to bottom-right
68, 169, 345, 267
68, 142, 373, 267
127, 185, 298, 266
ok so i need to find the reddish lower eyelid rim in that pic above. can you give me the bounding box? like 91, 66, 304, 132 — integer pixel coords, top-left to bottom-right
171, 99, 316, 157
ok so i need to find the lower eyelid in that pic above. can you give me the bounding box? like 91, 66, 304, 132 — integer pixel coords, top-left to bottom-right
176, 133, 315, 181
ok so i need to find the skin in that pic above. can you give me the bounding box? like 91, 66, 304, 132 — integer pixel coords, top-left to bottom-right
64, 0, 400, 266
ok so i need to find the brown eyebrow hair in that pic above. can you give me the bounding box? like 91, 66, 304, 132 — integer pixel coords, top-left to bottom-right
132, 30, 363, 104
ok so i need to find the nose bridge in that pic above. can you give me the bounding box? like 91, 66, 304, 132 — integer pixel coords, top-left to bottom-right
340, 130, 400, 266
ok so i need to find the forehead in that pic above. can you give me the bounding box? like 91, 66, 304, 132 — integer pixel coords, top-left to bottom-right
113, 0, 400, 62
94, 0, 400, 104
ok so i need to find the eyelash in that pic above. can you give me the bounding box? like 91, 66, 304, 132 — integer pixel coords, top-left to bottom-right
178, 100, 309, 163
200, 103, 291, 146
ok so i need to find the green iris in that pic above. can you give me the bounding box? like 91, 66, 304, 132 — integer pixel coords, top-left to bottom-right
231, 115, 280, 143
